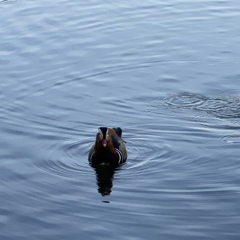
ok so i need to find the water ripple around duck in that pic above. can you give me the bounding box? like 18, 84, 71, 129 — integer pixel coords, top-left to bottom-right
34, 135, 174, 181
122, 140, 174, 179
35, 138, 92, 179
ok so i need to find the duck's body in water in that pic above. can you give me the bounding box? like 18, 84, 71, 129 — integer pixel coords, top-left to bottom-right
88, 127, 127, 165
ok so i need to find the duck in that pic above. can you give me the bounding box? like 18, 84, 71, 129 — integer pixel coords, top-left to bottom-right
88, 127, 127, 165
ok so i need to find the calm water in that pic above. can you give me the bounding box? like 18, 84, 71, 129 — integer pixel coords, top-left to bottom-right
1, 0, 240, 239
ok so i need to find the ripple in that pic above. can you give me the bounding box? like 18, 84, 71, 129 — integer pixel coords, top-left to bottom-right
223, 134, 240, 144
34, 138, 92, 179
32, 128, 176, 182
149, 92, 240, 147
149, 92, 240, 128
0, 0, 14, 4
113, 130, 178, 179
151, 92, 240, 120
161, 92, 208, 110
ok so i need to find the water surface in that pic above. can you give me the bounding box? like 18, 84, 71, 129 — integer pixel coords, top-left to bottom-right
1, 0, 240, 239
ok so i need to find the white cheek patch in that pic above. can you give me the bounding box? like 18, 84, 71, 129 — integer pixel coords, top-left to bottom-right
106, 129, 109, 140
98, 129, 103, 139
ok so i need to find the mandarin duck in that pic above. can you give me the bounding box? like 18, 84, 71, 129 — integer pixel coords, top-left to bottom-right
88, 127, 127, 165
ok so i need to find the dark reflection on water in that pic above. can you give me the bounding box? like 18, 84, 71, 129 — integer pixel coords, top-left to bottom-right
91, 164, 120, 196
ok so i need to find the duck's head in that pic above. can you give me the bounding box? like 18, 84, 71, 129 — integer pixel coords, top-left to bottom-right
96, 127, 109, 147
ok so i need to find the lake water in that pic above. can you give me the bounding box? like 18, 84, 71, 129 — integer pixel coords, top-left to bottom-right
1, 0, 240, 239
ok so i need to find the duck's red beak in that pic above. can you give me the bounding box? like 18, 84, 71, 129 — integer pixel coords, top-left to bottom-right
102, 139, 107, 147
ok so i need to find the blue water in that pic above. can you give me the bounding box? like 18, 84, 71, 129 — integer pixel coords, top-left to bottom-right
1, 0, 240, 239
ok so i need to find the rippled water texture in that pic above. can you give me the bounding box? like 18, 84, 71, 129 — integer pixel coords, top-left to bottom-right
1, 0, 240, 239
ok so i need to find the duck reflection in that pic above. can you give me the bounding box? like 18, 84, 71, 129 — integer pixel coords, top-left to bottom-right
90, 163, 120, 196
